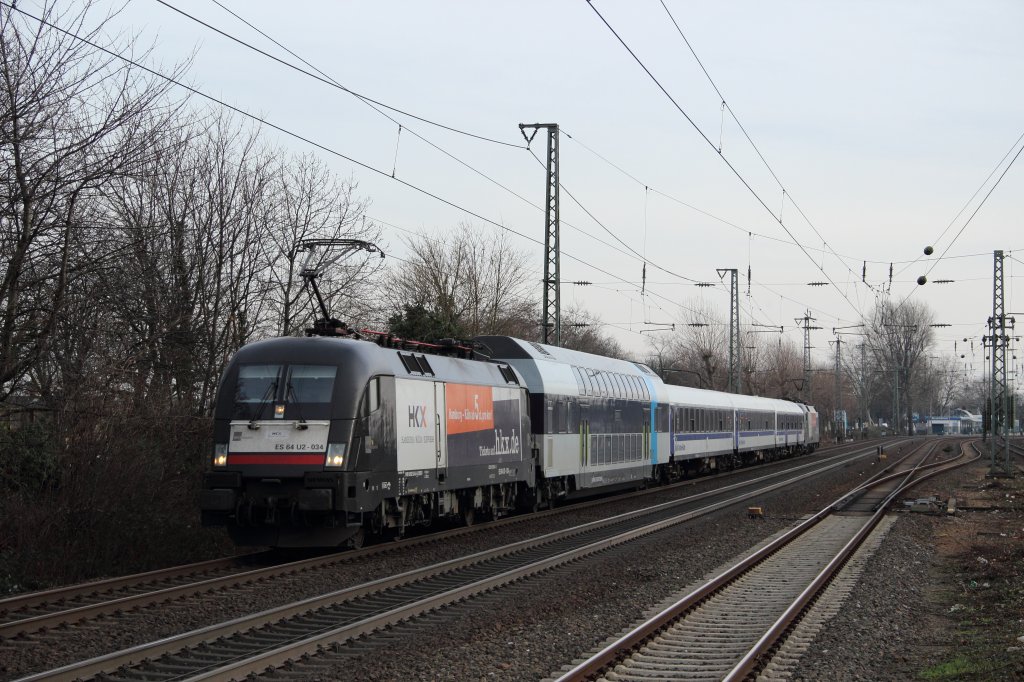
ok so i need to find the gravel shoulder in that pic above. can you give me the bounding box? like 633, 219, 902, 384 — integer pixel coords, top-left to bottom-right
791, 457, 1024, 681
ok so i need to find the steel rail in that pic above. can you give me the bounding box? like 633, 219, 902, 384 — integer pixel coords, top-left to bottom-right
20, 443, 880, 682
0, 553, 266, 619
723, 439, 980, 681
554, 438, 975, 681
0, 439, 886, 639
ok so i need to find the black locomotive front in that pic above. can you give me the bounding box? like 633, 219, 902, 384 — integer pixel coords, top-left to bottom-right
201, 336, 398, 547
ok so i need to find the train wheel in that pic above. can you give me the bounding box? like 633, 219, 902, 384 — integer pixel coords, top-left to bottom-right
346, 527, 365, 550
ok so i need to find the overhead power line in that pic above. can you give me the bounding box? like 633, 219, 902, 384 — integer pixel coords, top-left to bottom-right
157, 0, 524, 149
657, 0, 851, 272
162, 0, 712, 294
895, 137, 1024, 312
898, 128, 1024, 277
584, 0, 863, 317
525, 147, 702, 284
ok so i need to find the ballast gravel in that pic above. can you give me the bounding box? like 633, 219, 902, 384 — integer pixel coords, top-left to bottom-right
0, 452, 841, 680
2, 443, 969, 681
270, 452, 898, 681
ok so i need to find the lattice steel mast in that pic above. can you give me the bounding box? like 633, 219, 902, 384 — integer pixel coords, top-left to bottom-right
794, 310, 820, 403
989, 249, 1012, 475
718, 268, 740, 393
520, 123, 561, 346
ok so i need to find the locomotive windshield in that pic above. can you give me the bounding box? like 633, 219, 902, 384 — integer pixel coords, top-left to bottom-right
236, 364, 281, 404
232, 363, 337, 419
286, 365, 337, 403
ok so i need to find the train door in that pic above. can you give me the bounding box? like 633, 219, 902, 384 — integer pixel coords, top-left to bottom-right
434, 382, 447, 481
579, 401, 590, 467
642, 406, 651, 460
669, 406, 675, 458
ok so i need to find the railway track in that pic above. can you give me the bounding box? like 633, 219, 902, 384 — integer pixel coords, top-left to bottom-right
552, 438, 978, 681
18, 440, 892, 682
0, 439, 888, 641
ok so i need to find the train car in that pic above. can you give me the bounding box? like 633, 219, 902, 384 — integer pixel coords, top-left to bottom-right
473, 336, 669, 504
770, 397, 808, 453
663, 384, 737, 475
731, 392, 781, 457
200, 336, 531, 547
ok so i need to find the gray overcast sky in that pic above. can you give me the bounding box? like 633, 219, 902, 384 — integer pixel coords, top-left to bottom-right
98, 0, 1022, 374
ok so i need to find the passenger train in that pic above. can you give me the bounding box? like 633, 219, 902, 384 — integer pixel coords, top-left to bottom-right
200, 334, 819, 547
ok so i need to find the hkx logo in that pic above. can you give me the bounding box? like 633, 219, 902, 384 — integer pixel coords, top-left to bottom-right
408, 404, 430, 428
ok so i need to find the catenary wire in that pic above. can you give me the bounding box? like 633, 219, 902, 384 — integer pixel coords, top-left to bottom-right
156, 0, 524, 149
170, 0, 707, 291
896, 128, 1024, 277
656, 0, 861, 289
525, 147, 703, 284
895, 139, 1024, 310
584, 1, 863, 317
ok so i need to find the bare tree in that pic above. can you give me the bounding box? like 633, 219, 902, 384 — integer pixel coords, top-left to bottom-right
0, 1, 183, 403
99, 113, 279, 412
841, 340, 881, 432
672, 298, 727, 390
386, 228, 536, 340
863, 299, 935, 434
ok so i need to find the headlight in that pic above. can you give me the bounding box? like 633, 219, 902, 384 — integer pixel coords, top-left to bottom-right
324, 443, 346, 468
213, 443, 228, 467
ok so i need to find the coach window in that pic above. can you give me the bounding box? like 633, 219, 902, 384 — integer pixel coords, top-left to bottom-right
582, 369, 594, 396
556, 399, 568, 433
688, 408, 695, 433
719, 412, 724, 431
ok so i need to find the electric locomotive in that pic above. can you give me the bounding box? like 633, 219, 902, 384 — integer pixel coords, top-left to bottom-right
200, 335, 531, 547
